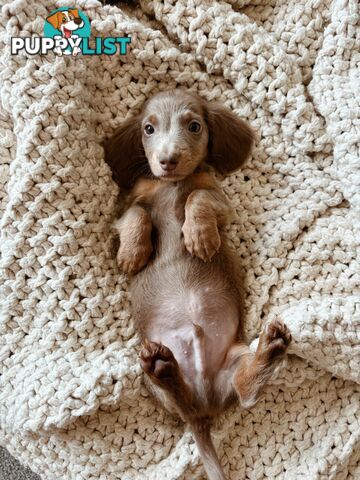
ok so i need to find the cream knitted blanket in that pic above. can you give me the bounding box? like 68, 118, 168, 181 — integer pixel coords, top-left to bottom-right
0, 0, 359, 478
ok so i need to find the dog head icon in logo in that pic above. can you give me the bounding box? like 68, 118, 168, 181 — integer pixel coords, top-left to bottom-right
47, 9, 84, 39
44, 7, 90, 56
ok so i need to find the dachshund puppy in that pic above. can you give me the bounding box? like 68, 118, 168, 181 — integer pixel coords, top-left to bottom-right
105, 90, 291, 480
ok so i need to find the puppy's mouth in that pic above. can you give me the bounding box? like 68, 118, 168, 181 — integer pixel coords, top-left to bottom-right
147, 154, 198, 181
157, 172, 185, 181
63, 28, 72, 39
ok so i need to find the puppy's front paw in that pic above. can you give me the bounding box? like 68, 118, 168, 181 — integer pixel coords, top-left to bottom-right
182, 218, 221, 262
257, 319, 292, 362
117, 243, 152, 274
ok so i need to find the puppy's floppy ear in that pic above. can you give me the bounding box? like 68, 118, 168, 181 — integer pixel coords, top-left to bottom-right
203, 101, 254, 174
104, 115, 149, 190
46, 12, 62, 30
68, 8, 80, 19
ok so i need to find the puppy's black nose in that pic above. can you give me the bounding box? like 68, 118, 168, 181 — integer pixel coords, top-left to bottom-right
159, 155, 178, 171
74, 17, 82, 25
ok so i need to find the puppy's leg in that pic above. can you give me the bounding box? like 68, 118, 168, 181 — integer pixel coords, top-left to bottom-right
182, 188, 230, 262
234, 319, 291, 408
140, 340, 194, 418
141, 341, 228, 480
114, 204, 153, 274
216, 320, 291, 409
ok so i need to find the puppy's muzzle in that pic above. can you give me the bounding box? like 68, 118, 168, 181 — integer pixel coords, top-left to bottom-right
159, 154, 179, 172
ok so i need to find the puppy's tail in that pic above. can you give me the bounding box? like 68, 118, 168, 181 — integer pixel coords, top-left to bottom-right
191, 418, 226, 480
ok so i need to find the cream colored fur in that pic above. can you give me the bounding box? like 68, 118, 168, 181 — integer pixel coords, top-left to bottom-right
0, 0, 359, 478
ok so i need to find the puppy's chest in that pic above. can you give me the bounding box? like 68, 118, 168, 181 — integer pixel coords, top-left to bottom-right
153, 183, 187, 223
133, 178, 188, 223
132, 171, 214, 219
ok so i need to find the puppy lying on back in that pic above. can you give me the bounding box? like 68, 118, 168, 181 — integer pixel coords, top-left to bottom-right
105, 90, 291, 480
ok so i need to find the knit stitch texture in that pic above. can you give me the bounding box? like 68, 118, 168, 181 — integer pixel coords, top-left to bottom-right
0, 0, 359, 478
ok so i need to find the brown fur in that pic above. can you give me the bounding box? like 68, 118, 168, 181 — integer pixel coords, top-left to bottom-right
106, 90, 291, 480
104, 90, 253, 189
132, 178, 162, 204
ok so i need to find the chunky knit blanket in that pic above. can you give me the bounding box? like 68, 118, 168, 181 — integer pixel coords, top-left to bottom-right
0, 0, 359, 478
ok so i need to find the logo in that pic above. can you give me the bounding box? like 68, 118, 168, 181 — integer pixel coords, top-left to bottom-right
11, 7, 131, 57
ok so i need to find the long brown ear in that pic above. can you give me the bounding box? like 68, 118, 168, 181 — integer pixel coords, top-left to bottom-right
104, 115, 149, 189
203, 101, 254, 174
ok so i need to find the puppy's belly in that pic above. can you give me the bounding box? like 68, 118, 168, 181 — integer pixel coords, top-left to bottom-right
145, 285, 239, 391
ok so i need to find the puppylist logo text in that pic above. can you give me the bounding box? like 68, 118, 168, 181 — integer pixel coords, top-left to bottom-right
11, 7, 131, 57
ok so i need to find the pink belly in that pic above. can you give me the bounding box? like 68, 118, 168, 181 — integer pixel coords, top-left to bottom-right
146, 286, 239, 389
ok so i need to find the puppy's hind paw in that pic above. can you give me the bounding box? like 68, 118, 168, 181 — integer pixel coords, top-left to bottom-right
257, 319, 292, 362
140, 340, 178, 380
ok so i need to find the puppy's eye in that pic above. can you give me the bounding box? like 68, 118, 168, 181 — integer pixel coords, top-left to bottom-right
188, 121, 201, 133
144, 124, 155, 135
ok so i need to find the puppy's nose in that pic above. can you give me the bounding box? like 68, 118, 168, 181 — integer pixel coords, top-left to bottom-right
159, 155, 179, 171
74, 17, 82, 25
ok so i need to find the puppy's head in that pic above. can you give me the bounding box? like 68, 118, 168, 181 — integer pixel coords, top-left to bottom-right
46, 9, 83, 35
105, 90, 253, 189
141, 91, 209, 181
